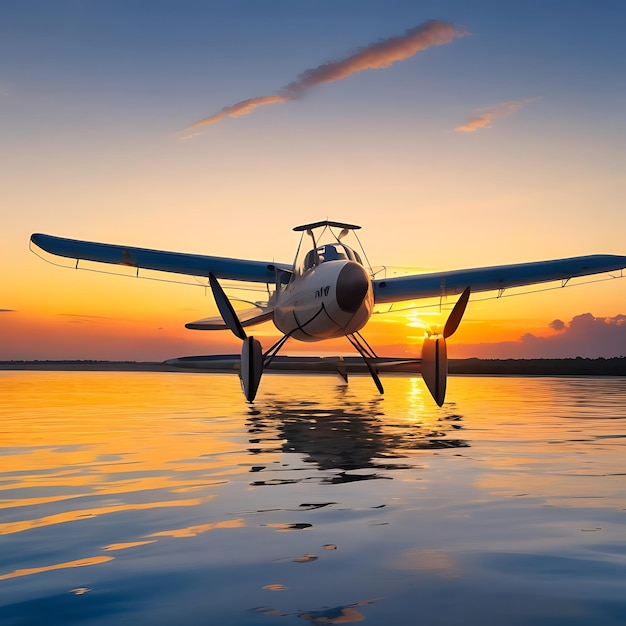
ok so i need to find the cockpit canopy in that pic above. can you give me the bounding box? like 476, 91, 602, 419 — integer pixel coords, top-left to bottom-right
302, 244, 363, 272
292, 221, 370, 277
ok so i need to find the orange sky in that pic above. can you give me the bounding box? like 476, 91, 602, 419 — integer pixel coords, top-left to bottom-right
2, 249, 624, 360
2, 5, 625, 360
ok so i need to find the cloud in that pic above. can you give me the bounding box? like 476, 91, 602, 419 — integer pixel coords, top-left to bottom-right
189, 95, 290, 129
185, 20, 466, 132
518, 313, 626, 358
0, 309, 16, 313
454, 97, 540, 133
549, 319, 566, 332
455, 313, 626, 359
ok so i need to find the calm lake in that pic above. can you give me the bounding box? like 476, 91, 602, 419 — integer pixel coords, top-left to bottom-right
2, 372, 626, 625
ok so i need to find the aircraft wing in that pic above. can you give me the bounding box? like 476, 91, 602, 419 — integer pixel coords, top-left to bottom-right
30, 233, 292, 283
372, 254, 626, 304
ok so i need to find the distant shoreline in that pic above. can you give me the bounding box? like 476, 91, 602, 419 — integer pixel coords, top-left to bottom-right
1, 358, 625, 376
0, 360, 183, 372
448, 357, 626, 376
0, 361, 180, 372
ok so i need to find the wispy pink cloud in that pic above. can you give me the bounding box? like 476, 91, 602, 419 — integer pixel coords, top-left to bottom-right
184, 20, 466, 133
186, 95, 290, 129
455, 97, 540, 133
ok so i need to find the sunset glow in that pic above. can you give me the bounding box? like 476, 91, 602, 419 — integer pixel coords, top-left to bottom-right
2, 2, 625, 361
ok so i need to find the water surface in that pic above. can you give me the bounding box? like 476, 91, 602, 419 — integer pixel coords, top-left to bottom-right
2, 372, 626, 625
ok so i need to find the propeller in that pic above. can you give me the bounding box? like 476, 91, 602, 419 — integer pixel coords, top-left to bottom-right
421, 287, 470, 406
208, 273, 247, 340
208, 272, 263, 402
443, 285, 471, 339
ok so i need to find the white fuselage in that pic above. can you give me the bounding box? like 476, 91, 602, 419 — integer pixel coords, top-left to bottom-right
273, 260, 374, 341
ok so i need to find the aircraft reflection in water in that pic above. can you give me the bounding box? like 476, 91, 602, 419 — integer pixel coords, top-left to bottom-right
245, 392, 469, 484
31, 220, 626, 405
244, 392, 468, 623
251, 598, 382, 624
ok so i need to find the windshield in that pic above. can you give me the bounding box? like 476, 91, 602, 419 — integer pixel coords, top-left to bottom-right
300, 243, 365, 272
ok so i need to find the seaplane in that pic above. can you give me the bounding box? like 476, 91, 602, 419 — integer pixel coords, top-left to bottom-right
30, 221, 626, 405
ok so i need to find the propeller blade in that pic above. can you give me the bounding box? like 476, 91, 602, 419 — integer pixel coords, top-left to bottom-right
443, 286, 471, 339
208, 272, 247, 340
422, 288, 469, 406
240, 336, 263, 402
421, 336, 447, 407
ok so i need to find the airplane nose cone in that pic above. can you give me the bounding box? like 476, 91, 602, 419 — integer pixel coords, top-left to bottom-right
336, 262, 369, 313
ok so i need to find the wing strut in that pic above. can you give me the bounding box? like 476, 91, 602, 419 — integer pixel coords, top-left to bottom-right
263, 333, 292, 368
347, 332, 384, 394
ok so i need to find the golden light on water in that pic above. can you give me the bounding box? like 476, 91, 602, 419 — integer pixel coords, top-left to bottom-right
102, 541, 157, 551
0, 495, 216, 536
0, 557, 114, 582
2, 370, 626, 600
148, 519, 246, 538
